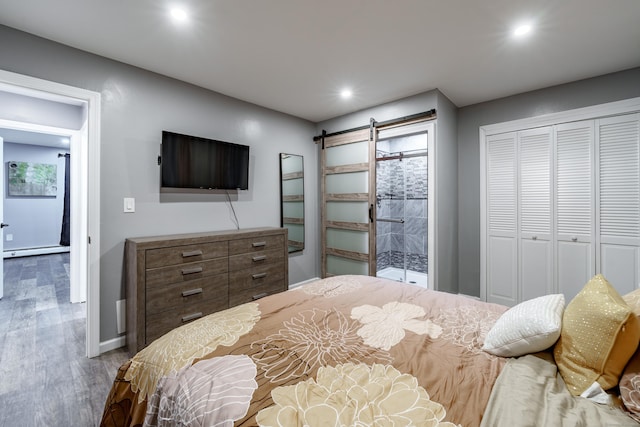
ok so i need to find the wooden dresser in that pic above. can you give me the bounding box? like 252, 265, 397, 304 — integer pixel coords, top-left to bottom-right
125, 227, 288, 354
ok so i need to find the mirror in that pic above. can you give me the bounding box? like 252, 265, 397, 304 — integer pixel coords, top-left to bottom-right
280, 153, 304, 253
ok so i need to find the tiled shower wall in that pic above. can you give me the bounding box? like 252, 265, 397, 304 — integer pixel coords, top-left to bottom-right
376, 155, 428, 273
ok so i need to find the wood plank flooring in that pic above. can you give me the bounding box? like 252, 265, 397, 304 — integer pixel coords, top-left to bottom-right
0, 253, 129, 427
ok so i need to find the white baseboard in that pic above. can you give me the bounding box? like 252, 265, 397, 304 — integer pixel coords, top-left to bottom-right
289, 277, 321, 289
4, 246, 70, 258
99, 336, 126, 354
458, 293, 481, 301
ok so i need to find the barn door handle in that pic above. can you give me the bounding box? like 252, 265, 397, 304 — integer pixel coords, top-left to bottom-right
369, 204, 374, 223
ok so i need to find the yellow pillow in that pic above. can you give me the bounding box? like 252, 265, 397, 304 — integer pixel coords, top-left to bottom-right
554, 274, 640, 396
620, 288, 640, 420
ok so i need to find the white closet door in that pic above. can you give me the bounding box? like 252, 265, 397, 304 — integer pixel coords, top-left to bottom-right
598, 113, 640, 294
486, 132, 518, 306
519, 128, 553, 301
555, 121, 595, 301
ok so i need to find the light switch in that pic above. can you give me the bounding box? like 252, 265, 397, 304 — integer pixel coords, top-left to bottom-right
124, 197, 135, 213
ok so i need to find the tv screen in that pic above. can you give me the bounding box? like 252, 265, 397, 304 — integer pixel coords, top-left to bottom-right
160, 131, 250, 191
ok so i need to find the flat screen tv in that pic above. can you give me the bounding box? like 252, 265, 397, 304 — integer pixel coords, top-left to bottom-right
160, 131, 250, 191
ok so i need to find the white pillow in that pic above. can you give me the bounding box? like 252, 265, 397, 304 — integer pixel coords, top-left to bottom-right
482, 294, 565, 357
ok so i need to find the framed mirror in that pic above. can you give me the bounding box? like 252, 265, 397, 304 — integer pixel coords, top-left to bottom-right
280, 153, 304, 253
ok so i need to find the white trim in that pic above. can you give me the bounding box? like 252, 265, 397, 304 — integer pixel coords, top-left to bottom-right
479, 127, 487, 302
0, 69, 101, 358
4, 246, 70, 258
100, 336, 126, 354
427, 122, 436, 291
457, 293, 481, 301
288, 277, 321, 289
479, 96, 640, 303
481, 97, 640, 136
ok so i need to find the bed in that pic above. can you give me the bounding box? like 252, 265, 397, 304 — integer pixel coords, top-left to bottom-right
100, 274, 640, 426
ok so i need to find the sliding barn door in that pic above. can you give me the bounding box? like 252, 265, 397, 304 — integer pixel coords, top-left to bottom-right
321, 129, 374, 277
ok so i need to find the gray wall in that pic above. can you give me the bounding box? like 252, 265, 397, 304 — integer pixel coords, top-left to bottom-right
0, 25, 318, 344
316, 89, 459, 293
3, 142, 69, 250
457, 67, 640, 297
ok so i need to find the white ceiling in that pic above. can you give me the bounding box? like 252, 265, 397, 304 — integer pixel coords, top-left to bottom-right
0, 0, 639, 122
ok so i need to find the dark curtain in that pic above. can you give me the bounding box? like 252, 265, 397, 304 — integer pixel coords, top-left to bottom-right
60, 153, 70, 246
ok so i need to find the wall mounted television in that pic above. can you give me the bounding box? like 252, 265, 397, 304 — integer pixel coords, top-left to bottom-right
160, 131, 250, 191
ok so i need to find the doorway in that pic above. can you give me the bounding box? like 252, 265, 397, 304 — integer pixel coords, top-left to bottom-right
375, 133, 429, 287
0, 70, 101, 357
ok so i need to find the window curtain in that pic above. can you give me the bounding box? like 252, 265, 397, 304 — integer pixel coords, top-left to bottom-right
60, 153, 70, 246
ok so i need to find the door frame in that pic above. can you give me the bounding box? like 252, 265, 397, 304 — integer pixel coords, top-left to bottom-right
0, 69, 101, 358
373, 120, 436, 290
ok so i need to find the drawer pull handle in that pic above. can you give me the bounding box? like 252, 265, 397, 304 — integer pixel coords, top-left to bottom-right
252, 255, 267, 262
181, 266, 203, 275
182, 312, 203, 322
252, 272, 267, 280
182, 288, 203, 297
252, 241, 267, 247
252, 292, 268, 300
182, 250, 203, 258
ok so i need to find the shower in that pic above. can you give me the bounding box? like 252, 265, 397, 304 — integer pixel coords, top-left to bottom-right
375, 133, 428, 287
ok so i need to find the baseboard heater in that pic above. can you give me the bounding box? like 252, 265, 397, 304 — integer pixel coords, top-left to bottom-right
3, 246, 71, 258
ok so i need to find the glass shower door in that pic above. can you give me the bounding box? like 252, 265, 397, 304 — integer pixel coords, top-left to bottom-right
376, 153, 407, 282
374, 131, 429, 287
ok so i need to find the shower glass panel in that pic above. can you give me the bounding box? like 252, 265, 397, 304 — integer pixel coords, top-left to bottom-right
375, 133, 428, 287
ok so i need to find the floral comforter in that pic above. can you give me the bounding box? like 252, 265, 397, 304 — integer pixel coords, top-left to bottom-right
100, 275, 508, 427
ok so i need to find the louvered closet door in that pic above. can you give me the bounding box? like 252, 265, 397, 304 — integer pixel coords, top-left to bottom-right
598, 113, 640, 294
321, 129, 373, 277
555, 121, 595, 301
486, 132, 518, 306
519, 128, 553, 301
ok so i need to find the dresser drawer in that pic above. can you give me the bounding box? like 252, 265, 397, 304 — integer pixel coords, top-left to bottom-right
146, 274, 229, 313
229, 248, 284, 271
229, 263, 285, 291
229, 281, 285, 307
146, 242, 228, 269
146, 258, 228, 288
228, 234, 285, 255
146, 297, 228, 344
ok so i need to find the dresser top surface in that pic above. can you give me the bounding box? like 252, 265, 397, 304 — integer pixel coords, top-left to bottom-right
126, 227, 286, 248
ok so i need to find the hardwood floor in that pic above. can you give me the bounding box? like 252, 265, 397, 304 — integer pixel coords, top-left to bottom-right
0, 253, 129, 427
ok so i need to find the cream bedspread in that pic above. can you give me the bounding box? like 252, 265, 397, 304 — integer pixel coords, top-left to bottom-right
480, 351, 639, 427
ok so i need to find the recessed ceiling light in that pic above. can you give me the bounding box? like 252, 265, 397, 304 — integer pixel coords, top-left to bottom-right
340, 88, 353, 99
170, 7, 189, 24
513, 23, 533, 38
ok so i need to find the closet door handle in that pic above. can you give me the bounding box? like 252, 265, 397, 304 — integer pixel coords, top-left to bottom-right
181, 266, 203, 275
182, 250, 203, 258
532, 236, 537, 240
571, 237, 578, 242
